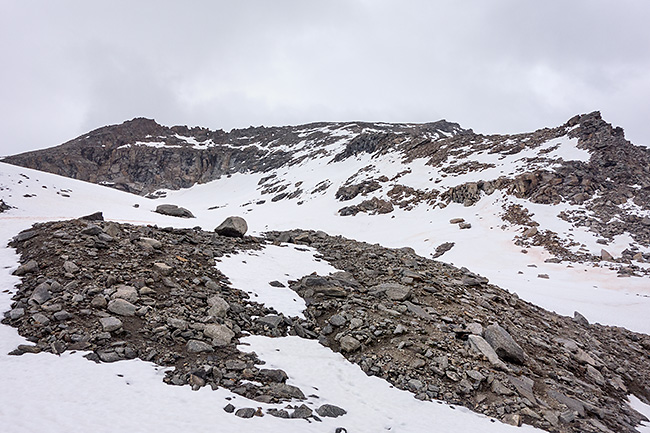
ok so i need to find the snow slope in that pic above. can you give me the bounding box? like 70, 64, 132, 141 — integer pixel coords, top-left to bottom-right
1, 158, 649, 433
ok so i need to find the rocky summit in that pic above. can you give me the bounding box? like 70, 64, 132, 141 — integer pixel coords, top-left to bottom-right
3, 216, 650, 432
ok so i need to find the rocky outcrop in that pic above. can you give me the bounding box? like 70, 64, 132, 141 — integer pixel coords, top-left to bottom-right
3, 118, 464, 195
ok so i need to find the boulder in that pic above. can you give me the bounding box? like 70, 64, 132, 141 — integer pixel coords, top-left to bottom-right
483, 324, 526, 365
203, 324, 235, 346
215, 216, 248, 237
155, 204, 195, 218
107, 299, 137, 316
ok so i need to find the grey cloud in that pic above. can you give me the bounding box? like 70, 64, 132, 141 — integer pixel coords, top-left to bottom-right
1, 0, 649, 156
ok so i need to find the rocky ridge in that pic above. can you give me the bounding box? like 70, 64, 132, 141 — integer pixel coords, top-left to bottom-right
4, 216, 650, 432
1, 118, 462, 196
3, 112, 650, 263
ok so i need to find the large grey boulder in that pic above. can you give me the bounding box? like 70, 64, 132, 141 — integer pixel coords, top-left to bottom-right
155, 204, 195, 218
483, 323, 526, 365
467, 334, 507, 369
215, 216, 248, 237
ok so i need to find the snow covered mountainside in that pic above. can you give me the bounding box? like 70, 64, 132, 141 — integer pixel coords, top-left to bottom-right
1, 112, 650, 433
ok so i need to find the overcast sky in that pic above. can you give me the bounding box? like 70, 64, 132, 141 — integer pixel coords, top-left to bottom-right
1, 0, 649, 155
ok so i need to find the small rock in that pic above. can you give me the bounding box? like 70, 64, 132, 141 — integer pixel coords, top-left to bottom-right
223, 404, 235, 413
207, 296, 230, 317
90, 295, 108, 309
107, 299, 137, 316
537, 274, 550, 279
186, 339, 214, 353
13, 260, 38, 276
80, 224, 103, 236
600, 249, 614, 261
8, 308, 25, 320
467, 334, 507, 369
100, 316, 123, 332
291, 404, 313, 419
317, 404, 347, 418
257, 315, 283, 328
259, 369, 288, 383
53, 310, 72, 321
29, 283, 51, 305
235, 407, 256, 418
449, 218, 465, 224
459, 222, 472, 229
167, 317, 188, 331
339, 335, 361, 352
329, 314, 347, 327
32, 312, 50, 325
153, 262, 173, 276
203, 324, 235, 347
573, 311, 589, 326
112, 285, 139, 303
139, 237, 162, 249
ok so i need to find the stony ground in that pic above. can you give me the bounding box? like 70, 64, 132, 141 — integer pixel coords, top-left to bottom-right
3, 216, 650, 432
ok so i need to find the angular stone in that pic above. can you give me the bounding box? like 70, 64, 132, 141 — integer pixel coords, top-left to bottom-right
269, 383, 305, 400
339, 335, 361, 352
8, 308, 25, 320
329, 314, 347, 327
316, 404, 347, 418
113, 285, 139, 303
483, 323, 526, 364
155, 204, 195, 218
235, 407, 257, 418
29, 283, 51, 305
404, 301, 433, 320
257, 315, 283, 328
139, 237, 162, 249
80, 224, 103, 236
100, 316, 123, 332
153, 262, 173, 276
167, 317, 188, 331
107, 299, 137, 316
215, 216, 248, 238
371, 283, 411, 301
600, 249, 614, 261
203, 324, 235, 347
186, 339, 214, 353
467, 334, 507, 369
32, 312, 50, 325
207, 296, 230, 317
259, 369, 288, 383
13, 259, 38, 276
291, 404, 312, 419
